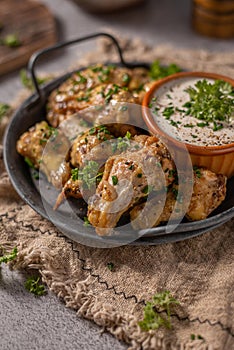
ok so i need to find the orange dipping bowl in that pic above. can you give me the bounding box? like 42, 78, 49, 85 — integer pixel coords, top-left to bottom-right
142, 71, 234, 178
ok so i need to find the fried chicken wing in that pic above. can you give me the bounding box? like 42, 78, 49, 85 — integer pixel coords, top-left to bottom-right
186, 168, 226, 221
16, 121, 71, 189
55, 125, 116, 208
130, 168, 227, 229
70, 125, 114, 168
88, 136, 176, 235
46, 64, 150, 127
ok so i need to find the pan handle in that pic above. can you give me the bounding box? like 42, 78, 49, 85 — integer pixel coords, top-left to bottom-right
28, 32, 129, 97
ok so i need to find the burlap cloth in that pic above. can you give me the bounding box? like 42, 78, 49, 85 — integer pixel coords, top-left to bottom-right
0, 35, 234, 350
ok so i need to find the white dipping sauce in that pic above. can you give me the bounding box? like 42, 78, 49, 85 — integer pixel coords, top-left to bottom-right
150, 77, 234, 146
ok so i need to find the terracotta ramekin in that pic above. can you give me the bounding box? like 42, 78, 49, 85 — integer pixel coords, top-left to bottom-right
142, 71, 234, 178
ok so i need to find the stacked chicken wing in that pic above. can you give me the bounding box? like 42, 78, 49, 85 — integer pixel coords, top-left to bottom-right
16, 64, 227, 235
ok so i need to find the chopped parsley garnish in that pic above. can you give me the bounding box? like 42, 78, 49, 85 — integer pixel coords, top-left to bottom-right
25, 276, 46, 296
150, 61, 181, 80
135, 83, 144, 92
0, 247, 17, 264
142, 185, 154, 195
104, 85, 120, 103
83, 217, 91, 227
153, 106, 160, 114
32, 170, 39, 180
1, 33, 21, 47
107, 262, 114, 271
191, 334, 205, 341
184, 123, 194, 128
122, 73, 130, 83
137, 173, 143, 178
71, 168, 79, 181
78, 161, 103, 190
168, 169, 176, 178
138, 290, 180, 331
197, 122, 208, 127
193, 166, 202, 178
75, 72, 87, 84
183, 79, 234, 131
112, 175, 118, 186
48, 127, 58, 142
125, 131, 131, 139
0, 103, 10, 120
170, 119, 179, 127
20, 69, 48, 90
162, 106, 174, 119
39, 138, 47, 145
77, 95, 90, 102
112, 132, 132, 153
91, 65, 103, 73
88, 126, 110, 141
24, 157, 34, 169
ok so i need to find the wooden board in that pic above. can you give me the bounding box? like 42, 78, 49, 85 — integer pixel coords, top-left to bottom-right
0, 0, 57, 76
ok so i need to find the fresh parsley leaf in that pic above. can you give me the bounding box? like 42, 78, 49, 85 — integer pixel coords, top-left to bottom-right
122, 73, 130, 83
193, 166, 202, 178
24, 157, 35, 169
162, 106, 174, 119
71, 168, 79, 181
142, 185, 154, 195
83, 217, 91, 227
107, 262, 114, 271
79, 161, 103, 190
125, 131, 131, 139
25, 276, 46, 296
75, 72, 87, 84
150, 61, 181, 80
0, 103, 10, 120
0, 247, 17, 264
1, 33, 21, 47
112, 175, 118, 186
139, 291, 180, 331
190, 334, 205, 341
20, 69, 48, 90
183, 79, 234, 129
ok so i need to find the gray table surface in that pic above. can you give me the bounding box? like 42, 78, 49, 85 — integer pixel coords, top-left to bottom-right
0, 1, 233, 349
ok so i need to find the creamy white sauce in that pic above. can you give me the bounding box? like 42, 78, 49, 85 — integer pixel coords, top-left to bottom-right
151, 77, 234, 146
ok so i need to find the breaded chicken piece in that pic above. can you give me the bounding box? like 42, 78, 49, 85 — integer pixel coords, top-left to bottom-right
130, 168, 227, 229
87, 136, 176, 235
16, 121, 71, 189
46, 64, 150, 127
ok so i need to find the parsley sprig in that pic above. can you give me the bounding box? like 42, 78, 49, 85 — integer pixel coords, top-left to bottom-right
20, 69, 49, 90
183, 79, 234, 130
111, 131, 131, 153
71, 161, 103, 190
0, 247, 18, 265
139, 291, 180, 331
150, 61, 181, 80
0, 33, 21, 47
0, 103, 10, 120
25, 276, 46, 296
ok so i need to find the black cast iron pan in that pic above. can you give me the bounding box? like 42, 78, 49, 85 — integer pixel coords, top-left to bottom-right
3, 32, 234, 247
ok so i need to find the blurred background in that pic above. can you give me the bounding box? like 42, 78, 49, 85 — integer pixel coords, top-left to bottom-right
0, 0, 234, 81
1, 0, 233, 102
